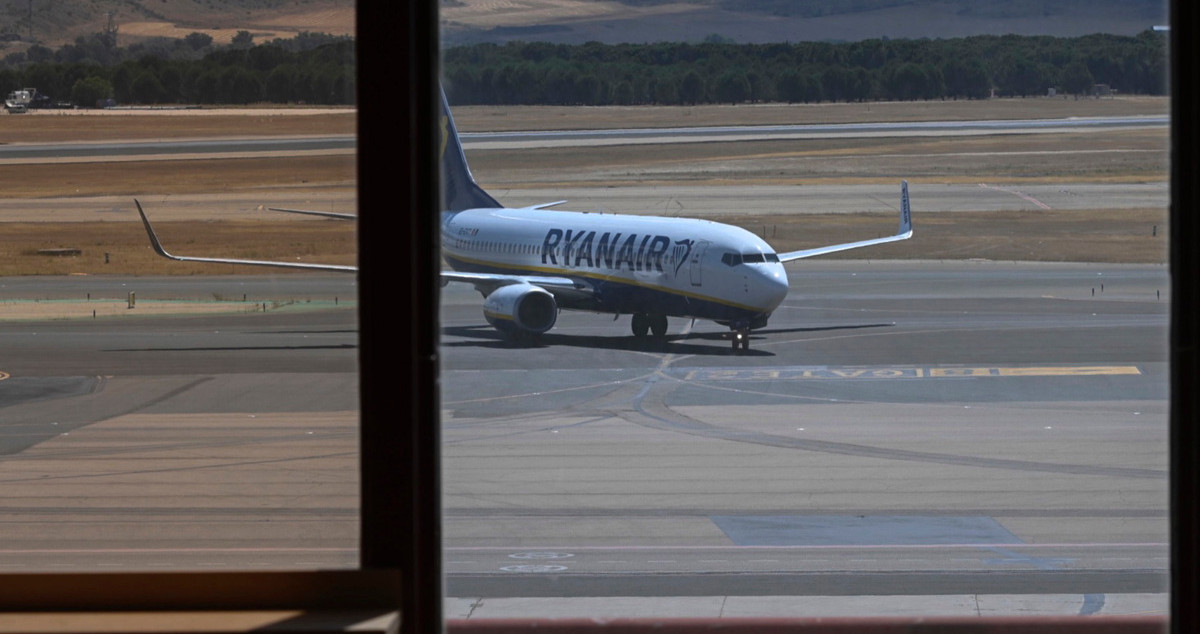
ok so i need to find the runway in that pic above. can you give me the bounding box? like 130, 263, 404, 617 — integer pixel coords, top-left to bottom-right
0, 114, 1160, 162
0, 261, 1169, 617
460, 115, 1167, 148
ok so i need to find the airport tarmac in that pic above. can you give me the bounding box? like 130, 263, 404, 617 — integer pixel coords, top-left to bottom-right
0, 260, 1170, 618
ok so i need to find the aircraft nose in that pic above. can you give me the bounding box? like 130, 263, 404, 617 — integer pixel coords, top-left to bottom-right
759, 264, 789, 310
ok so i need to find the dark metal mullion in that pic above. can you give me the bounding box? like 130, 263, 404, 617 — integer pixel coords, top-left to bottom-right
1171, 1, 1198, 631
356, 1, 443, 632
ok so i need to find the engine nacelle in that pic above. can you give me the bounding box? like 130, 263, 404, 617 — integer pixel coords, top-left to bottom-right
483, 283, 558, 336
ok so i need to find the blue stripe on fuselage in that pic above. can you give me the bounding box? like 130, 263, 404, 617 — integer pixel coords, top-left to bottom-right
442, 253, 767, 324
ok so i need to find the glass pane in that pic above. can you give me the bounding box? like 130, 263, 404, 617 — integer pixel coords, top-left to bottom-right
0, 17, 358, 571
440, 6, 1169, 622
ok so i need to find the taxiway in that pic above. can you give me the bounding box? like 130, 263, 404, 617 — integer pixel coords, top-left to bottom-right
0, 262, 1168, 617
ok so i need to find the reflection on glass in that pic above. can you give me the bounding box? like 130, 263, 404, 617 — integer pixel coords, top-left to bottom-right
0, 18, 359, 571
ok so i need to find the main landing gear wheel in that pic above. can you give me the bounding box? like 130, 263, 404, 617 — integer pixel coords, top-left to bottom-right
631, 313, 650, 337
650, 314, 668, 338
632, 313, 669, 338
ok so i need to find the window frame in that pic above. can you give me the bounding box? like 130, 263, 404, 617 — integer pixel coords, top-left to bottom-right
1169, 2, 1198, 628
0, 2, 1195, 633
0, 1, 441, 631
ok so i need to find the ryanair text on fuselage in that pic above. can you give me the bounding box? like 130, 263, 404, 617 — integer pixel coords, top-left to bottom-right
541, 228, 694, 276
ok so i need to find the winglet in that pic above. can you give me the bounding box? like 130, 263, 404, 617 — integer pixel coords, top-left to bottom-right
899, 180, 913, 238
134, 199, 178, 260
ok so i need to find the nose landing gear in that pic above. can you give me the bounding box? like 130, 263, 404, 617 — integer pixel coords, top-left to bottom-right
730, 328, 750, 352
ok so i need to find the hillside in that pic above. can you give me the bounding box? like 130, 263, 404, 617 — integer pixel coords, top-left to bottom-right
0, 0, 353, 51
441, 0, 1167, 46
0, 0, 1167, 54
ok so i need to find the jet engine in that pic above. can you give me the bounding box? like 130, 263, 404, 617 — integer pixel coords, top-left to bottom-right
483, 283, 558, 336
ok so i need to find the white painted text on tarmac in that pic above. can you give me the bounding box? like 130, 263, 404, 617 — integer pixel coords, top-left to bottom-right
682, 366, 1142, 381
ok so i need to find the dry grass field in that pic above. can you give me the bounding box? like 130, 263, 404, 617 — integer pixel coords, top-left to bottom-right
449, 95, 1167, 132
0, 110, 355, 144
116, 6, 354, 46
0, 97, 1169, 278
466, 127, 1167, 187
1, 219, 357, 277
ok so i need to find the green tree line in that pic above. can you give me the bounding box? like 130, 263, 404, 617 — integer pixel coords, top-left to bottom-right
0, 32, 354, 107
443, 31, 1166, 105
0, 29, 1166, 107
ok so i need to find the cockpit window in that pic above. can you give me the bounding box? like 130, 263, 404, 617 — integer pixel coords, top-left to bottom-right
725, 252, 780, 266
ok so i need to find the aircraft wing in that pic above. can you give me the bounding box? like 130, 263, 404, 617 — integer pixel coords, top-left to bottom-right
135, 200, 358, 273
441, 271, 594, 301
778, 181, 913, 263
522, 201, 568, 211
267, 207, 358, 220
137, 200, 592, 293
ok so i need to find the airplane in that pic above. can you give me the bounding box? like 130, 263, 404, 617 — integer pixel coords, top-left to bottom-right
136, 89, 913, 352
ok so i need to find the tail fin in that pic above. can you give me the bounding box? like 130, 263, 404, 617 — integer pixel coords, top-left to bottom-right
440, 88, 502, 212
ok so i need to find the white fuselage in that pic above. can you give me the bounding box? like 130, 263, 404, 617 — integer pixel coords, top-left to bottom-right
442, 207, 789, 327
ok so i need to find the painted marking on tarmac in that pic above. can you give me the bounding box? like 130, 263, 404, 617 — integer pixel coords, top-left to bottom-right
508, 552, 573, 560
504, 551, 573, 573
500, 564, 569, 573
983, 546, 1073, 569
712, 515, 1022, 547
979, 182, 1052, 209
681, 365, 1142, 381
447, 542, 1167, 553
0, 370, 8, 381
